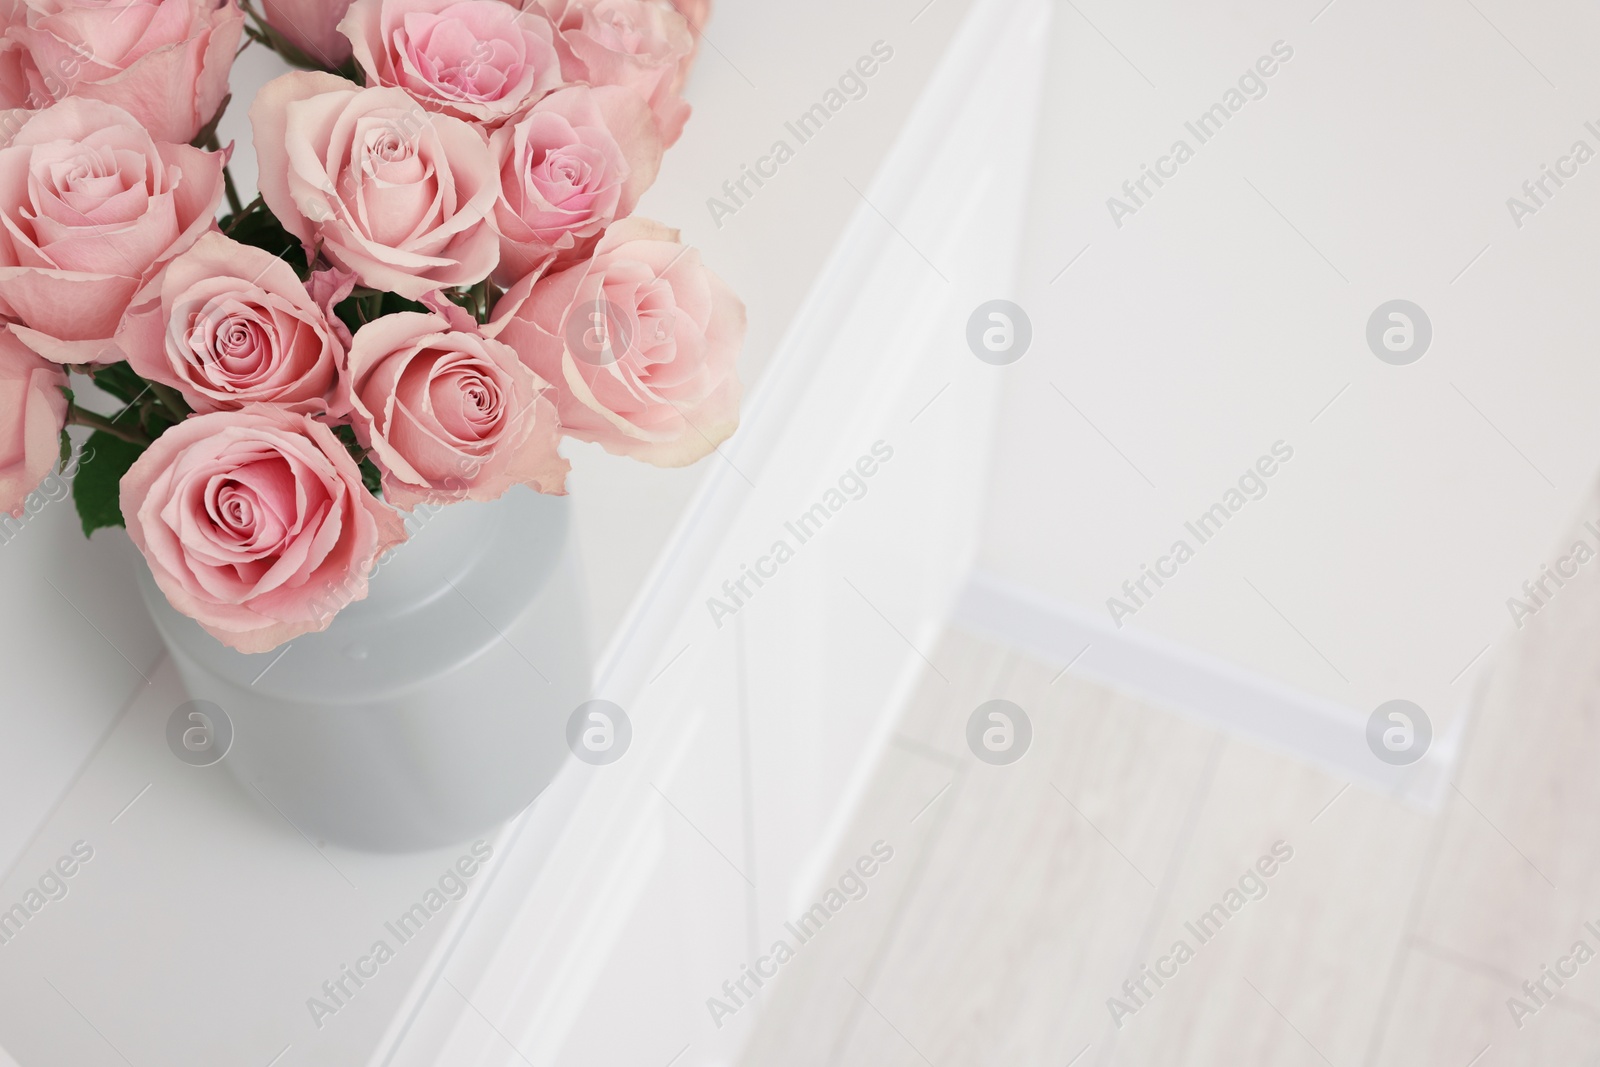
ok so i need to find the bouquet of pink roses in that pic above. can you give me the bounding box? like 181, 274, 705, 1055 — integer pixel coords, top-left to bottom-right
0, 0, 743, 654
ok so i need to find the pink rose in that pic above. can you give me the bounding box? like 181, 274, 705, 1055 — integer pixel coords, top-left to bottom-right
250, 71, 500, 300
488, 217, 743, 466
7, 0, 244, 144
670, 0, 708, 33
0, 40, 33, 111
121, 405, 406, 653
664, 0, 708, 81
344, 308, 567, 508
120, 232, 348, 417
261, 0, 354, 68
0, 328, 66, 517
489, 83, 660, 285
342, 0, 562, 126
0, 97, 226, 364
538, 0, 692, 146
306, 265, 357, 351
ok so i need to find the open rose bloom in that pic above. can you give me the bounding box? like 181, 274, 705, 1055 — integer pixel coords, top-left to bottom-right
0, 96, 224, 364
0, 0, 741, 652
491, 217, 743, 467
121, 406, 407, 652
4, 0, 244, 143
341, 0, 562, 125
343, 308, 568, 508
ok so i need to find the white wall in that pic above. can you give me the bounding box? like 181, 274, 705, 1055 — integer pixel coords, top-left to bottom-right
974, 0, 1600, 743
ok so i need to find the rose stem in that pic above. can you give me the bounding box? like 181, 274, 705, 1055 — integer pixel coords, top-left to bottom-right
222, 166, 244, 217
469, 278, 492, 323
65, 405, 151, 447
223, 195, 264, 234
144, 382, 190, 421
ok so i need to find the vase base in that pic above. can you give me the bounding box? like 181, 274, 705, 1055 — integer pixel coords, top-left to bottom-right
139, 489, 591, 852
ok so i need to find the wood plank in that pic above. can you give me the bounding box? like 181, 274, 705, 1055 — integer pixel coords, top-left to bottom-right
739, 628, 1221, 1065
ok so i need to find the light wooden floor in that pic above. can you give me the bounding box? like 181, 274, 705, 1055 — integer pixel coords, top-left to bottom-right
736, 538, 1600, 1064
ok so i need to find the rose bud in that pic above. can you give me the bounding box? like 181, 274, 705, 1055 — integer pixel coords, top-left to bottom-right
0, 328, 67, 518
0, 97, 225, 365
261, 0, 355, 68
341, 0, 563, 126
490, 84, 661, 286
488, 217, 743, 467
120, 405, 406, 654
250, 72, 500, 300
344, 309, 568, 509
7, 0, 244, 144
120, 233, 348, 417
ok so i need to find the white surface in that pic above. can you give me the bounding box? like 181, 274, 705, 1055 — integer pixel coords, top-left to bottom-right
0, 0, 1006, 1063
394, 2, 1049, 1060
0, 0, 979, 882
979, 0, 1600, 740
953, 568, 1463, 807
14, 0, 1580, 1060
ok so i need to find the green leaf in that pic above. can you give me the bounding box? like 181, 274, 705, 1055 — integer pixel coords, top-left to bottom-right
332, 422, 361, 452
330, 424, 385, 499
384, 293, 426, 310
57, 384, 74, 469
88, 362, 147, 406
359, 457, 383, 498
332, 294, 366, 340
225, 208, 308, 275
333, 290, 429, 340
72, 430, 147, 537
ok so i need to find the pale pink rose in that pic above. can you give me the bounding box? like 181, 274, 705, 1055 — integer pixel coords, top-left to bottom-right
342, 0, 562, 126
490, 83, 660, 286
121, 405, 406, 653
0, 97, 226, 364
261, 0, 354, 67
664, 0, 707, 81
250, 72, 500, 300
0, 328, 66, 517
537, 0, 692, 146
0, 40, 34, 110
670, 0, 707, 33
8, 0, 244, 144
344, 309, 567, 508
488, 217, 742, 466
120, 232, 347, 416
306, 264, 357, 351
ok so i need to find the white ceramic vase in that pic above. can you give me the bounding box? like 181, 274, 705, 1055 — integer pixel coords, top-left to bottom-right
136, 487, 590, 852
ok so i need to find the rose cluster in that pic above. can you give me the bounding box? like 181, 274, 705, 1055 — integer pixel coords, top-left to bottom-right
0, 0, 743, 653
